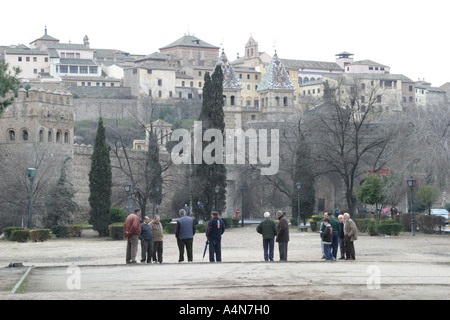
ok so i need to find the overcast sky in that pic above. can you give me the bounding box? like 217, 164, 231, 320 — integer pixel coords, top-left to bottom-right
2, 0, 449, 86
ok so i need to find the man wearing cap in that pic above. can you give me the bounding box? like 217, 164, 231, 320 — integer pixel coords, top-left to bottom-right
206, 211, 225, 262
257, 212, 278, 261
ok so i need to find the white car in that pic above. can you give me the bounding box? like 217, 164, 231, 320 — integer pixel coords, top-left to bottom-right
430, 209, 450, 225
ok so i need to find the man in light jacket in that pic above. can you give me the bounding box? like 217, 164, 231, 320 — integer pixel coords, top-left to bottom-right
343, 212, 358, 260
150, 215, 164, 263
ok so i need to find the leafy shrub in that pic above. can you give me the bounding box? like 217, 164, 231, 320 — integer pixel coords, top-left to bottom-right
290, 217, 298, 226
30, 229, 51, 242
232, 217, 240, 227
51, 225, 69, 238
222, 217, 233, 229
68, 225, 83, 237
196, 223, 207, 233
367, 219, 378, 236
10, 229, 29, 242
355, 218, 373, 233
164, 222, 177, 234
159, 217, 173, 228
109, 224, 124, 240
415, 215, 446, 234
3, 227, 24, 240
110, 207, 129, 224
376, 220, 403, 236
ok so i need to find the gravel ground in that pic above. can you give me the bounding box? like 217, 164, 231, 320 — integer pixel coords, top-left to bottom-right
0, 226, 449, 301
0, 226, 449, 267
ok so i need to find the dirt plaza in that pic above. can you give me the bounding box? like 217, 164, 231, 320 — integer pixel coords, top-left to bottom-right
0, 226, 449, 300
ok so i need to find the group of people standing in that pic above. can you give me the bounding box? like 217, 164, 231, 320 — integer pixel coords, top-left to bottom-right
123, 207, 358, 264
320, 212, 357, 261
123, 209, 164, 264
124, 208, 226, 264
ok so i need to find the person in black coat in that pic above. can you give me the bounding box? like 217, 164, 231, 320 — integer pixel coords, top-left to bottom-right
139, 216, 154, 263
206, 211, 225, 262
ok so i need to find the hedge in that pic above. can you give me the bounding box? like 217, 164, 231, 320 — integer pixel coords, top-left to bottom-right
30, 229, 51, 242
3, 227, 25, 240
109, 223, 124, 240
376, 220, 403, 236
51, 225, 83, 238
10, 229, 30, 242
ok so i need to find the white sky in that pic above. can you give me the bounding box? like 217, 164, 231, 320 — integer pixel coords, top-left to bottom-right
2, 0, 449, 86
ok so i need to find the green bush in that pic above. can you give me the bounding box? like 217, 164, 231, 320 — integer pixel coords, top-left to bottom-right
376, 220, 403, 236
196, 223, 207, 233
232, 217, 240, 228
309, 221, 318, 232
159, 217, 173, 228
355, 218, 373, 233
3, 227, 24, 240
51, 225, 69, 238
367, 219, 378, 236
30, 229, 51, 242
290, 217, 298, 226
222, 217, 233, 228
110, 207, 129, 224
164, 222, 177, 234
10, 229, 30, 242
109, 224, 124, 240
68, 225, 83, 237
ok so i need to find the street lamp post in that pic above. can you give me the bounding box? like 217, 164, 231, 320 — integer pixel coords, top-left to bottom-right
296, 181, 301, 230
407, 176, 416, 236
155, 186, 160, 218
27, 168, 37, 229
123, 182, 132, 214
215, 185, 220, 212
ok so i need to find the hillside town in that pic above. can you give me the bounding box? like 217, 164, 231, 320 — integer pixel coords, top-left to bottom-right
0, 27, 449, 229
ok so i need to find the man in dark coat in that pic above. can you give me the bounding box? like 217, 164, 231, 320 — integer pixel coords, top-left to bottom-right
257, 212, 278, 261
139, 216, 154, 263
206, 211, 225, 262
276, 211, 289, 261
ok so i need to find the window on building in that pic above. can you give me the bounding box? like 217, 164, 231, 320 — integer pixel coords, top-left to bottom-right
60, 65, 68, 73
158, 91, 162, 97
33, 57, 37, 62
22, 129, 28, 141
80, 66, 88, 74
89, 66, 98, 74
147, 69, 152, 74
26, 57, 30, 62
18, 57, 22, 62
199, 82, 202, 87
39, 130, 44, 142
8, 130, 15, 141
56, 130, 61, 143
198, 71, 202, 76
247, 74, 250, 80
64, 131, 69, 143
409, 85, 413, 92
158, 79, 162, 86
70, 66, 78, 73
34, 69, 38, 74
283, 97, 288, 106
190, 82, 193, 87
179, 92, 182, 98
230, 96, 235, 106
45, 57, 48, 62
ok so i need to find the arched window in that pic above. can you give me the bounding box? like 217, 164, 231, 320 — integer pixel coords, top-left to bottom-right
56, 130, 62, 143
64, 131, 69, 143
298, 77, 302, 85
230, 95, 235, 106
303, 77, 309, 83
8, 130, 15, 141
48, 130, 53, 143
275, 97, 280, 107
283, 97, 288, 106
310, 77, 315, 81
22, 129, 28, 141
39, 129, 44, 142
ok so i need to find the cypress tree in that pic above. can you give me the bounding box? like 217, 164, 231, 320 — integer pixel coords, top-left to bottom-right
192, 65, 227, 217
88, 117, 112, 236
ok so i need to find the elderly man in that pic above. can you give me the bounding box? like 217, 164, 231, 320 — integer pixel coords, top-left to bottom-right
139, 216, 154, 263
124, 208, 141, 264
151, 215, 164, 263
257, 212, 278, 261
276, 211, 289, 261
343, 212, 357, 260
175, 208, 196, 263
